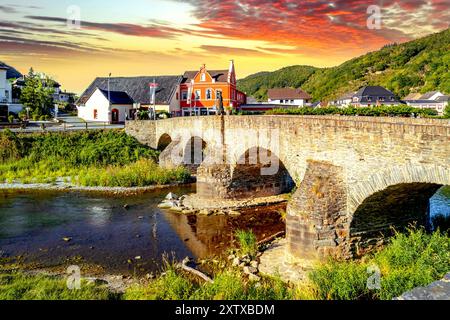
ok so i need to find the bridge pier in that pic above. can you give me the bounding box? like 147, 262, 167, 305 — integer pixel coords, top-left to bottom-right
286, 161, 350, 261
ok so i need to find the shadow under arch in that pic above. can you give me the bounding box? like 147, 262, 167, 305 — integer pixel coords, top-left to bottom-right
349, 182, 443, 257
183, 136, 207, 174
229, 147, 294, 199
157, 133, 172, 151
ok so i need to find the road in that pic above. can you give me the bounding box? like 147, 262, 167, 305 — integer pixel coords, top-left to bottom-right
2, 114, 124, 133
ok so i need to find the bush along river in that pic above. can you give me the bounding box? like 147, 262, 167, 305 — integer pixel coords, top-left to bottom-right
0, 186, 285, 278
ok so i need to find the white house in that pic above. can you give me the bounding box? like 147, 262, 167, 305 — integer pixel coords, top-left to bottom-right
0, 64, 23, 115
404, 91, 449, 116
77, 76, 182, 120
267, 88, 312, 107
332, 91, 355, 107
78, 88, 134, 123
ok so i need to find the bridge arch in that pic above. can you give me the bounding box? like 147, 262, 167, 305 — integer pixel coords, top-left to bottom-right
229, 147, 294, 199
345, 164, 450, 257
157, 133, 172, 151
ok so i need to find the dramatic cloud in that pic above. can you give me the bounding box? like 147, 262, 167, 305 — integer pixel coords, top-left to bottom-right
26, 16, 183, 39
199, 45, 278, 57
176, 0, 450, 53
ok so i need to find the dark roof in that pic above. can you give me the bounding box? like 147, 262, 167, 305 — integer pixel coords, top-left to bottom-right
436, 95, 449, 102
355, 86, 396, 97
267, 88, 312, 100
97, 89, 134, 104
0, 61, 22, 79
77, 76, 182, 105
420, 91, 440, 99
181, 70, 229, 83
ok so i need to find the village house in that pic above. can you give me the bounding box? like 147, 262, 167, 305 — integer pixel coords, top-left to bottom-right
403, 91, 449, 116
178, 60, 246, 116
332, 91, 355, 107
351, 86, 401, 107
77, 76, 182, 123
267, 88, 312, 106
0, 62, 23, 118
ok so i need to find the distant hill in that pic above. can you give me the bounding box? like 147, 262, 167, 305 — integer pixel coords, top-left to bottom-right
0, 61, 22, 79
237, 28, 450, 102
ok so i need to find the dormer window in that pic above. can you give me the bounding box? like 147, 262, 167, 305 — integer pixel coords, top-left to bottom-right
201, 73, 206, 82
367, 97, 372, 102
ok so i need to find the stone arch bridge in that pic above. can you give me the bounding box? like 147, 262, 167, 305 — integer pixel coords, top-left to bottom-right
126, 115, 450, 261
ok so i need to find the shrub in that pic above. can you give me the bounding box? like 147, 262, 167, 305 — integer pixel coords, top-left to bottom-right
235, 230, 258, 258
266, 105, 439, 117
302, 228, 450, 300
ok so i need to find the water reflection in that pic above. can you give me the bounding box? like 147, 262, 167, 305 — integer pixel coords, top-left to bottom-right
0, 189, 284, 275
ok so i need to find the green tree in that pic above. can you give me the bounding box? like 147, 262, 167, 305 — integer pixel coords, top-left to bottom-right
19, 68, 55, 117
444, 103, 450, 118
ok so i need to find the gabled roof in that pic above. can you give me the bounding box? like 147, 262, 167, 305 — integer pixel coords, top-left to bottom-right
0, 61, 22, 79
336, 91, 355, 100
267, 88, 312, 100
97, 88, 134, 104
77, 76, 183, 105
420, 91, 441, 99
181, 70, 229, 83
354, 86, 396, 98
435, 95, 449, 102
404, 93, 422, 100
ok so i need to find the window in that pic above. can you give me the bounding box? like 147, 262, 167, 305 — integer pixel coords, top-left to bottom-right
216, 90, 222, 100
367, 97, 372, 102
181, 91, 188, 101
201, 73, 206, 82
93, 109, 98, 119
195, 90, 201, 100
206, 89, 212, 100
379, 97, 385, 102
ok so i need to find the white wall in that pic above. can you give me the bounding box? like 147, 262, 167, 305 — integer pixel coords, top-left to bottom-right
78, 88, 133, 123
268, 98, 307, 106
0, 69, 8, 103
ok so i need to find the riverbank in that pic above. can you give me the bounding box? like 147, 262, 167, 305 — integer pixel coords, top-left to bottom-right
0, 181, 195, 195
2, 228, 448, 300
0, 130, 191, 188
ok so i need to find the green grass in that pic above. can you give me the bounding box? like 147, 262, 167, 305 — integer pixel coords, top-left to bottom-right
235, 230, 258, 258
0, 272, 113, 300
0, 130, 191, 187
298, 228, 450, 300
123, 265, 293, 301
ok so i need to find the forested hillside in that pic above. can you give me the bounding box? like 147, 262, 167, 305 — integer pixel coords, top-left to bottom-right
237, 28, 450, 101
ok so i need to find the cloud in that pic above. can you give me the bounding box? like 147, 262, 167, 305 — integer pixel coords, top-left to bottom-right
199, 45, 278, 57
175, 0, 450, 53
26, 16, 183, 39
0, 5, 17, 13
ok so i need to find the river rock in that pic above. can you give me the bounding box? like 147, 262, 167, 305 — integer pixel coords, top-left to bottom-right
165, 192, 179, 200
232, 257, 241, 267
243, 266, 258, 275
248, 273, 261, 282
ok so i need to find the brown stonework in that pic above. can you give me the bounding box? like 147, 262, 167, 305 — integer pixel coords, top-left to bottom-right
125, 115, 450, 261
287, 160, 348, 260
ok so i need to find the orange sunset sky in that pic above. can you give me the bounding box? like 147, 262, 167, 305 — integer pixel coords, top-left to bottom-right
0, 0, 449, 94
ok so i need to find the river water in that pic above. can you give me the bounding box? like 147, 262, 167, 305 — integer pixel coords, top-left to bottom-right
0, 186, 285, 275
